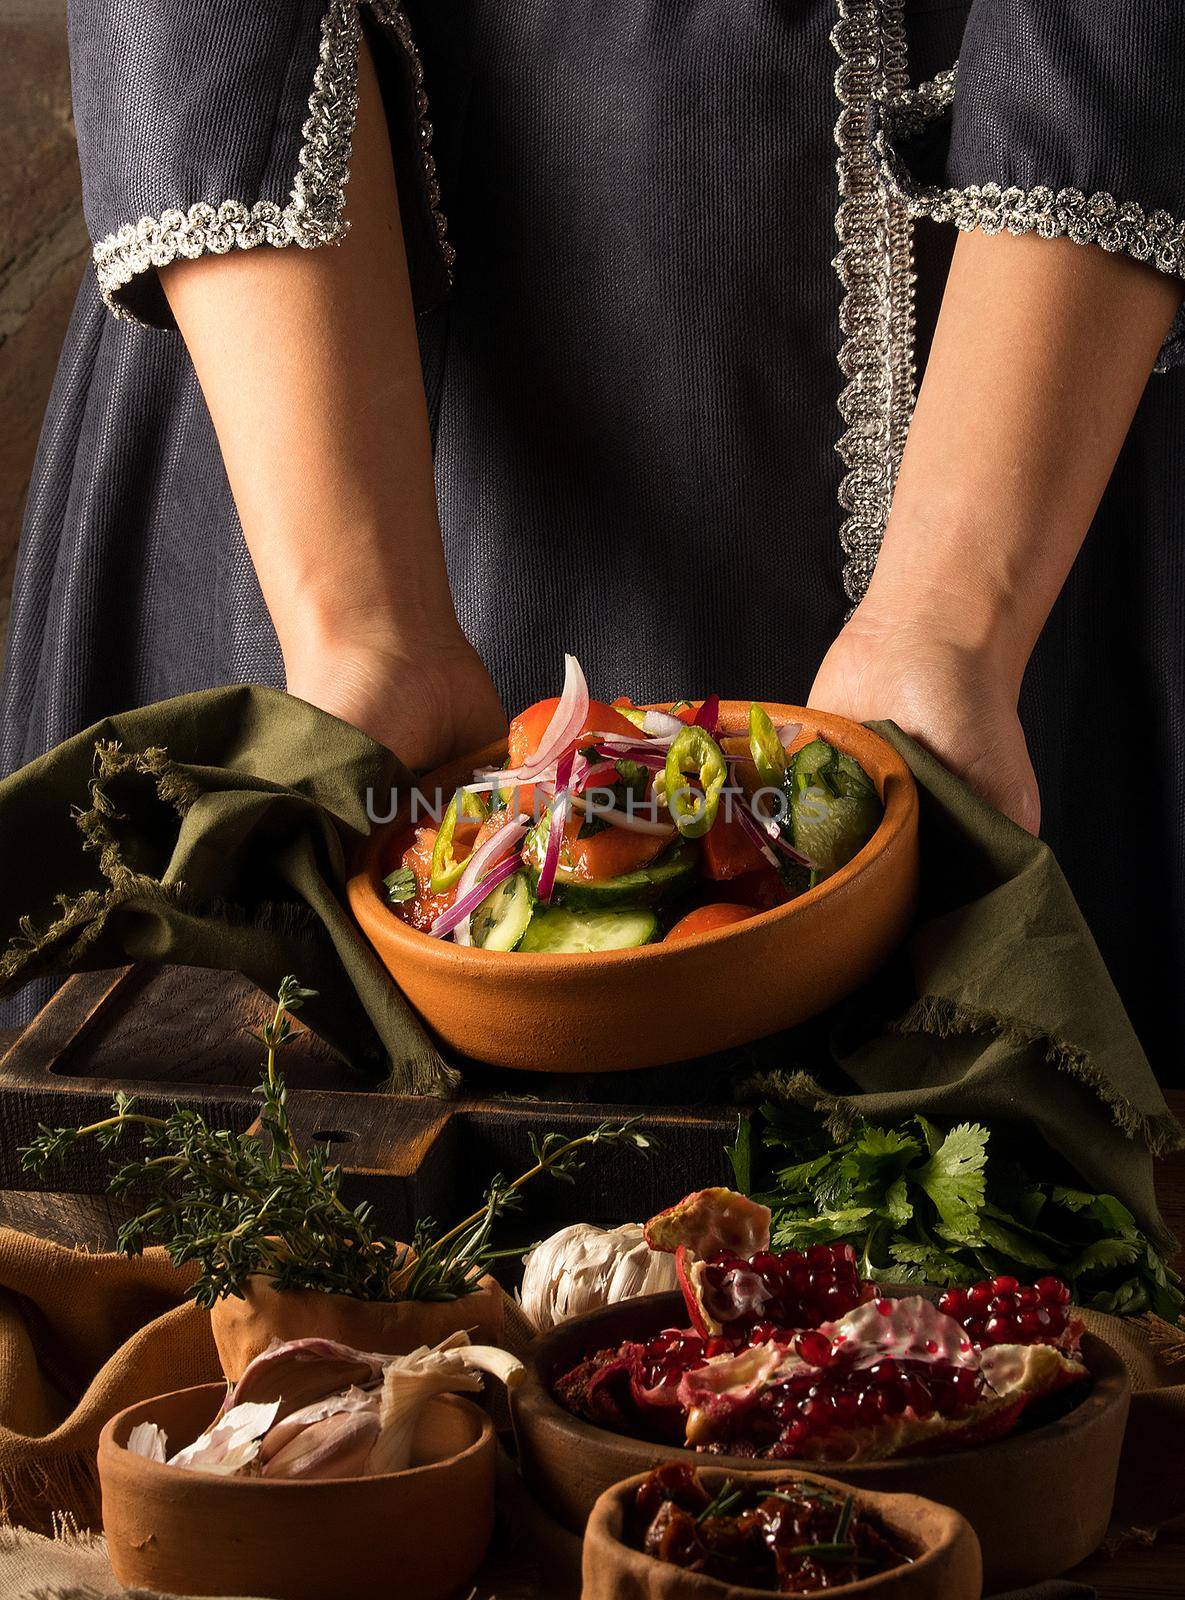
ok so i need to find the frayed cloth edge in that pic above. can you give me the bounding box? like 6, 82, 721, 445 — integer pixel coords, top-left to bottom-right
893, 994, 1184, 1156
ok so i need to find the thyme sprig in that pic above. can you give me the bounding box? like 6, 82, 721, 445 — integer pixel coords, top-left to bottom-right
20, 977, 652, 1309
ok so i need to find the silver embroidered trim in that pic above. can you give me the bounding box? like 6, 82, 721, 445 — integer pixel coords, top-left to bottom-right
372, 0, 456, 277
92, 1, 454, 322
884, 63, 957, 140
831, 0, 917, 607
876, 56, 1185, 371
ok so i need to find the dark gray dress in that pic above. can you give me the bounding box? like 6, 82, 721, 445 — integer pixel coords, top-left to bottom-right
3, 1, 1184, 1076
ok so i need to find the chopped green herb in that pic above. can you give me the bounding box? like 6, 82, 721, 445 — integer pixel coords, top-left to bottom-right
383, 866, 417, 903
734, 1105, 1183, 1322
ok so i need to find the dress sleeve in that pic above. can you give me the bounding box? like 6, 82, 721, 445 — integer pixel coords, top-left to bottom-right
878, 0, 1185, 371
70, 0, 453, 327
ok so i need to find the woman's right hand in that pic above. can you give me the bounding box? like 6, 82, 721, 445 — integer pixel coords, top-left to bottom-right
285, 626, 507, 774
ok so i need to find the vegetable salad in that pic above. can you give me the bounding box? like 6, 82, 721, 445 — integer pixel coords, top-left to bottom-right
385, 656, 882, 954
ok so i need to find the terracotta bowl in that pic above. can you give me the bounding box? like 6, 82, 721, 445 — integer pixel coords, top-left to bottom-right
583, 1464, 981, 1600
99, 1383, 495, 1600
210, 1271, 506, 1381
511, 1292, 1131, 1592
347, 704, 919, 1072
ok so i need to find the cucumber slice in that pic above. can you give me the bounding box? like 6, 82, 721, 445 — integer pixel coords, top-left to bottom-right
470, 871, 534, 952
527, 841, 698, 910
789, 739, 882, 878
518, 905, 659, 953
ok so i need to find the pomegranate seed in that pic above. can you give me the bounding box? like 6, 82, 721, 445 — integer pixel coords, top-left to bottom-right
984, 1313, 1015, 1343
706, 1337, 732, 1357
902, 1376, 935, 1418
938, 1288, 969, 1318
1017, 1286, 1040, 1310
878, 1380, 908, 1415
991, 1275, 1019, 1295
964, 1316, 985, 1341
1036, 1276, 1071, 1306
796, 1330, 832, 1367
807, 1243, 833, 1265
968, 1283, 993, 1312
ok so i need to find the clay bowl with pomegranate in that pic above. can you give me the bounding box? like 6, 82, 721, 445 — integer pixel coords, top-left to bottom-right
348, 704, 919, 1072
99, 1383, 494, 1600
510, 1292, 1130, 1592
584, 1464, 981, 1600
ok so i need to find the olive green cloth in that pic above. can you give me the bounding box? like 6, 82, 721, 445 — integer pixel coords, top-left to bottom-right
0, 690, 1178, 1230
0, 686, 453, 1094
759, 723, 1182, 1246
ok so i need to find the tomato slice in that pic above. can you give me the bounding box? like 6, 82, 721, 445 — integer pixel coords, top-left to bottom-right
700, 812, 768, 880
392, 824, 472, 931
665, 903, 758, 941
507, 697, 639, 768
538, 810, 670, 882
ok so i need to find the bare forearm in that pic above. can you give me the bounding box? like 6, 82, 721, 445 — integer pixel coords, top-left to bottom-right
812, 232, 1182, 829
159, 42, 454, 676
864, 229, 1183, 684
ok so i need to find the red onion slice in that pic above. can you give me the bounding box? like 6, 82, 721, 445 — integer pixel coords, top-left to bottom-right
574, 759, 620, 793
431, 813, 531, 942
592, 743, 667, 770
692, 694, 720, 734
569, 795, 676, 836
640, 709, 685, 739
535, 749, 576, 904
777, 721, 803, 749
432, 852, 522, 943
518, 654, 590, 778
739, 798, 815, 869
733, 801, 782, 870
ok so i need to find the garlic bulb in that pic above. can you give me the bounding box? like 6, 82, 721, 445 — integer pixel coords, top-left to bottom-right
125, 1332, 523, 1481
519, 1222, 679, 1332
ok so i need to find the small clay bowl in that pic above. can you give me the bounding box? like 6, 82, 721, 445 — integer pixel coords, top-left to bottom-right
584, 1464, 981, 1600
210, 1271, 506, 1380
511, 1292, 1131, 1592
100, 1383, 495, 1600
348, 703, 919, 1072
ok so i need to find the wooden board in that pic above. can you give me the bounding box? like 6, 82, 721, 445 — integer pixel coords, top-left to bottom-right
0, 964, 736, 1244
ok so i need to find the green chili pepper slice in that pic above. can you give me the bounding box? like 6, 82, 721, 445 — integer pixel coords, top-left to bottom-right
748, 702, 787, 792
664, 725, 727, 839
429, 789, 489, 893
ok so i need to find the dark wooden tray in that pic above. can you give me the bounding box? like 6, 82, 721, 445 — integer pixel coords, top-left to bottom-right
0, 964, 735, 1243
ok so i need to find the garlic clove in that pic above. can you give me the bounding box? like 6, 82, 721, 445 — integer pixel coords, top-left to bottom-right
168, 1399, 280, 1475
127, 1421, 168, 1462
262, 1410, 382, 1480
259, 1385, 381, 1463
225, 1337, 388, 1421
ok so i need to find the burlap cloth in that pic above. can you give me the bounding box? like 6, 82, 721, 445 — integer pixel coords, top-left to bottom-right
0, 1228, 1180, 1597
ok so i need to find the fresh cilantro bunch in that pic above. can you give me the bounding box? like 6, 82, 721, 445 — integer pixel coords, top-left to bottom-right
731, 1104, 1182, 1322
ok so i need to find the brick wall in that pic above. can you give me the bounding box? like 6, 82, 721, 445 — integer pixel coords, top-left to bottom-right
0, 1, 89, 643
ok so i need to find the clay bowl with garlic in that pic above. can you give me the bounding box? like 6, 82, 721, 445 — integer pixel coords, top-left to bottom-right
583, 1464, 982, 1600
511, 1291, 1130, 1593
347, 703, 919, 1073
99, 1383, 495, 1600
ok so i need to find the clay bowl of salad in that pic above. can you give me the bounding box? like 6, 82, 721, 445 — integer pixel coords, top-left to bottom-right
510, 1188, 1131, 1592
348, 655, 919, 1072
584, 1461, 981, 1599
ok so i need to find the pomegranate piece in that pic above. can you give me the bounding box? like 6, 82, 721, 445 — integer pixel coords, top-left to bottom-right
644, 1186, 771, 1259
679, 1240, 868, 1337
939, 1275, 1080, 1350
554, 1276, 1091, 1468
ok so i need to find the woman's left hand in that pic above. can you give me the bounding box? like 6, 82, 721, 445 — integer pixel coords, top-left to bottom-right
808, 603, 1041, 834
